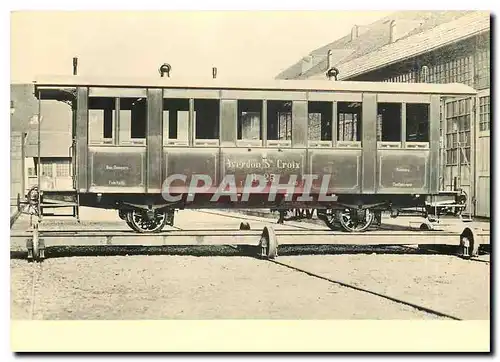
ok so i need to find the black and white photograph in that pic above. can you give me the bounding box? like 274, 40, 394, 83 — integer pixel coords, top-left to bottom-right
8, 8, 491, 352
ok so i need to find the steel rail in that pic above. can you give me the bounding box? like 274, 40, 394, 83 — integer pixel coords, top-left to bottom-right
197, 209, 322, 231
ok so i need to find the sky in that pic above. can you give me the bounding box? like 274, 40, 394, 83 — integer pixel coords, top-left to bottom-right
10, 11, 392, 83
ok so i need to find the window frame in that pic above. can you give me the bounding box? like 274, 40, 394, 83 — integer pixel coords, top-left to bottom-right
336, 101, 362, 148
193, 98, 221, 147
307, 101, 334, 148
162, 98, 191, 147
88, 94, 148, 147
236, 99, 264, 147
266, 100, 293, 148
376, 102, 403, 149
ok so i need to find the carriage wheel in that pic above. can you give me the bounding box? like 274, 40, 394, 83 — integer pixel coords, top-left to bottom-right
118, 210, 126, 220
239, 222, 251, 230
125, 210, 168, 233
319, 209, 337, 230
338, 208, 374, 232
259, 226, 278, 259
166, 209, 175, 226
459, 227, 480, 258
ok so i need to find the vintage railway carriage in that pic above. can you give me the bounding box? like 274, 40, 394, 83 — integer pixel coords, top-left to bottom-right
32, 76, 476, 232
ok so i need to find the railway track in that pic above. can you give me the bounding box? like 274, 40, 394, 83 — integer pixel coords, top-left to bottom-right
14, 210, 489, 321
198, 209, 321, 231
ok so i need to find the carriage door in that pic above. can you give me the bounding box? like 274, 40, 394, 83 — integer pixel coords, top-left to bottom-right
475, 90, 490, 217
443, 96, 474, 215
87, 88, 148, 193
375, 95, 432, 196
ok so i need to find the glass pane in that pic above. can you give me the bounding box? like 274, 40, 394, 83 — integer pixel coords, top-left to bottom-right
267, 101, 292, 141
119, 97, 147, 142
195, 99, 220, 140
238, 100, 262, 141
163, 98, 189, 144
308, 101, 332, 141
377, 103, 401, 142
406, 103, 429, 142
88, 97, 115, 143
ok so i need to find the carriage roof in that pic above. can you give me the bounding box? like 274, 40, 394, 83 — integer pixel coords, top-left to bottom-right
33, 75, 478, 97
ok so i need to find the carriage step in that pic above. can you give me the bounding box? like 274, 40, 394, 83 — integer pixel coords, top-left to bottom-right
41, 202, 78, 208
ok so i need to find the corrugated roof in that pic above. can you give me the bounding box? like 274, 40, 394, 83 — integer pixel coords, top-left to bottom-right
337, 11, 490, 80
275, 10, 486, 80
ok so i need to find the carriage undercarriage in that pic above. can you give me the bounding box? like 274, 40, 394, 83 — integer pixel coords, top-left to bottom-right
18, 186, 468, 234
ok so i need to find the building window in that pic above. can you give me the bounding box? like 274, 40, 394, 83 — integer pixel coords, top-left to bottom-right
384, 69, 417, 83
386, 54, 473, 87
445, 99, 471, 165
56, 162, 70, 177
475, 48, 490, 90
433, 55, 472, 86
479, 96, 490, 132
41, 162, 53, 177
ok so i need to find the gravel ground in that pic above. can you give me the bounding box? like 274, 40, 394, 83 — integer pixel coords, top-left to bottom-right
10, 209, 490, 321
276, 255, 490, 320
11, 255, 450, 320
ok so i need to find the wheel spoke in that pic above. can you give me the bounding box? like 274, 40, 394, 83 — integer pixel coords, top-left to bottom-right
126, 210, 169, 233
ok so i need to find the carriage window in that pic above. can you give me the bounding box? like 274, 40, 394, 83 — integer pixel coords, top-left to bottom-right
406, 103, 429, 143
377, 103, 402, 143
238, 100, 262, 143
163, 98, 189, 146
195, 99, 219, 143
119, 97, 147, 144
337, 102, 362, 143
267, 100, 292, 145
88, 97, 115, 144
308, 101, 332, 145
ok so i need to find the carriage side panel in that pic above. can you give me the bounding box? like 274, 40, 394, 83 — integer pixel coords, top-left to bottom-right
377, 149, 429, 193
429, 95, 441, 194
163, 147, 219, 195
361, 93, 377, 193
308, 149, 361, 193
76, 87, 88, 191
147, 88, 163, 192
220, 148, 305, 193
88, 146, 146, 192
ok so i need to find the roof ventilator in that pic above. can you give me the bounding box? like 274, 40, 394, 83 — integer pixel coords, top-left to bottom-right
159, 63, 172, 78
